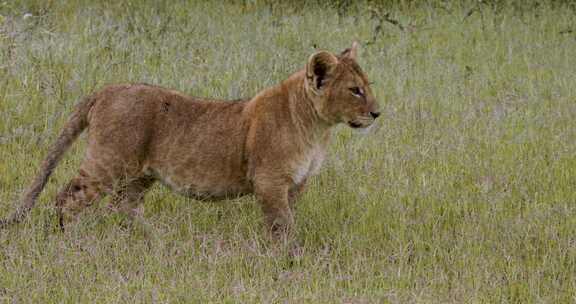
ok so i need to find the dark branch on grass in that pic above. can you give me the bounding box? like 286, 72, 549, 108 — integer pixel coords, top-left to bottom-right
367, 9, 405, 45
382, 12, 404, 31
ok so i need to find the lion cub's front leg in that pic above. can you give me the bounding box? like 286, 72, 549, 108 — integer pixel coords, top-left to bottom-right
288, 178, 307, 210
253, 177, 294, 239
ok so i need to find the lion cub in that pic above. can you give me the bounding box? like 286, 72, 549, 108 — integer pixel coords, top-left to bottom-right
1, 42, 380, 237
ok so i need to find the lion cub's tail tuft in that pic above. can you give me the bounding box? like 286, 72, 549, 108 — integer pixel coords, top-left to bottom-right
0, 96, 96, 230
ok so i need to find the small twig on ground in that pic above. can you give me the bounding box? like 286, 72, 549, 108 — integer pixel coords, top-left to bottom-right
367, 9, 405, 45
382, 12, 404, 31
463, 7, 477, 21
462, 1, 485, 22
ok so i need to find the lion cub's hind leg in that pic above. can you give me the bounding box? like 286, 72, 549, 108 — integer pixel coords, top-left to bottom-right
106, 176, 156, 239
55, 171, 105, 230
107, 176, 155, 219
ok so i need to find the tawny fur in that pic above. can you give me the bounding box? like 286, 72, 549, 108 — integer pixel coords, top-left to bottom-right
0, 43, 379, 236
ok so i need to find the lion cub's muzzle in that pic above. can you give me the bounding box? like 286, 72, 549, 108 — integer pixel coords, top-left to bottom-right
348, 111, 381, 129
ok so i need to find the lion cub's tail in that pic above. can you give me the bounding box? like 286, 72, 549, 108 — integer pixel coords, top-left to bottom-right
0, 96, 96, 230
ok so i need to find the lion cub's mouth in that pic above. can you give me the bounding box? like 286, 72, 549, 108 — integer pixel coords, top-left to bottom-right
348, 120, 373, 129
348, 121, 364, 128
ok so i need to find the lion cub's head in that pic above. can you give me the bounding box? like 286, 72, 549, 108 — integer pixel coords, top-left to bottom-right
305, 42, 380, 129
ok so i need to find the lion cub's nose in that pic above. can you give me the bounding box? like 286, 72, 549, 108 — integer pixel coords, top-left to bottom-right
370, 111, 381, 119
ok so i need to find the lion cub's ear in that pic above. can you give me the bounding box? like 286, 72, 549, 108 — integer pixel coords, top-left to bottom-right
340, 41, 359, 60
306, 51, 339, 95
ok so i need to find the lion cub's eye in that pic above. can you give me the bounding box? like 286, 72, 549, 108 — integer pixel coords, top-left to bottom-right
349, 87, 364, 97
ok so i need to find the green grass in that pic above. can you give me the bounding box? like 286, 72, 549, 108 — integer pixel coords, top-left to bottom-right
1, 1, 576, 302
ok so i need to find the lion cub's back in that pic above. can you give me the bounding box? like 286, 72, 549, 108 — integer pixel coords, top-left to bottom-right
85, 83, 249, 175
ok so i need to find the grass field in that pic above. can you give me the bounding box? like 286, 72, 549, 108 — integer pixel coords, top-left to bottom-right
1, 1, 575, 303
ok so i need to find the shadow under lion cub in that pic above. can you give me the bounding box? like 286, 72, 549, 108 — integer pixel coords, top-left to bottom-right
0, 42, 380, 240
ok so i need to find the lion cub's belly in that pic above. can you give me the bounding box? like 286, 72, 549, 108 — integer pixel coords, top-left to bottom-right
148, 166, 251, 201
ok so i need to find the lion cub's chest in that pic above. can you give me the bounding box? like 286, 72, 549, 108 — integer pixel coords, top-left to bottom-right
292, 145, 325, 185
